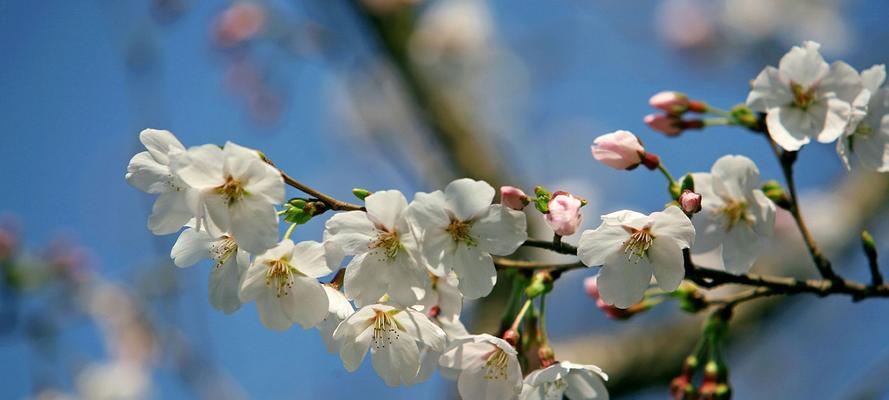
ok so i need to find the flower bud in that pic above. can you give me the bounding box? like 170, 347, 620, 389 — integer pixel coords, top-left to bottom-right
544, 192, 583, 236
591, 130, 645, 170
500, 186, 529, 210
538, 344, 556, 368
760, 180, 791, 210
670, 375, 697, 400
583, 276, 600, 299
352, 188, 372, 201
645, 113, 683, 136
502, 328, 520, 347
650, 91, 689, 115
679, 190, 703, 215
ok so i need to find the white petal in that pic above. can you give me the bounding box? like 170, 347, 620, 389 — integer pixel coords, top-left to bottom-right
173, 144, 225, 189
811, 97, 852, 144
596, 254, 652, 309
385, 253, 428, 306
209, 257, 243, 314
365, 190, 408, 230
170, 228, 213, 267
650, 206, 695, 249
564, 369, 609, 400
291, 241, 333, 278
820, 61, 864, 103
471, 205, 528, 256
323, 211, 376, 255
420, 229, 454, 277
406, 190, 450, 237
649, 237, 685, 292
280, 276, 328, 329
710, 155, 760, 201
451, 246, 496, 299
238, 261, 268, 302
599, 210, 649, 229
335, 316, 374, 372
229, 197, 279, 254
721, 225, 762, 274
395, 309, 446, 352
148, 191, 193, 235
371, 327, 421, 387
746, 66, 792, 112
255, 292, 292, 331
861, 64, 887, 94
222, 141, 261, 178
766, 106, 812, 151
139, 129, 184, 165
577, 224, 626, 267
343, 253, 388, 307
749, 190, 776, 237
778, 41, 828, 88
241, 158, 284, 204
125, 151, 170, 194
444, 178, 496, 221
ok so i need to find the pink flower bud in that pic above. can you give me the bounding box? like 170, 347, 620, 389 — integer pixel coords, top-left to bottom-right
583, 276, 600, 299
591, 130, 645, 170
500, 186, 529, 210
679, 190, 703, 214
645, 113, 682, 136
649, 91, 689, 114
544, 192, 583, 236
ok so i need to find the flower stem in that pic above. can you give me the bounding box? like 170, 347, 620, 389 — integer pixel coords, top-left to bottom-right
657, 163, 677, 185
537, 295, 549, 346
284, 223, 297, 241
510, 299, 533, 332
704, 106, 734, 119
702, 117, 734, 127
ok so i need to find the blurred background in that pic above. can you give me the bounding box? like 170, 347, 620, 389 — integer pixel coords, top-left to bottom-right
2, 0, 889, 398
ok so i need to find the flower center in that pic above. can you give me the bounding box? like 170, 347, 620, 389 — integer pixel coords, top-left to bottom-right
371, 309, 402, 350
209, 236, 237, 268
265, 257, 296, 297
446, 219, 476, 246
216, 175, 246, 205
483, 347, 510, 380
543, 378, 569, 397
621, 226, 654, 263
790, 82, 817, 110
720, 200, 750, 230
369, 230, 402, 261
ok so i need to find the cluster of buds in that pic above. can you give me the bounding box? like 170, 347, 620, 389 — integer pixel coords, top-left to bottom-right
501, 186, 587, 237
699, 361, 731, 400
670, 355, 699, 400
592, 130, 662, 171
645, 92, 708, 137
583, 276, 653, 320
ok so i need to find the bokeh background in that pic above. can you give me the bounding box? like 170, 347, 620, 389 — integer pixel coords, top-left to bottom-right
2, 0, 889, 398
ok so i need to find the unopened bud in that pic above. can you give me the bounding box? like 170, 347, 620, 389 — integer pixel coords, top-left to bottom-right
674, 282, 707, 312
352, 188, 372, 201
670, 375, 697, 400
592, 130, 645, 170
538, 344, 556, 368
544, 192, 583, 236
679, 190, 703, 215
760, 180, 791, 210
500, 186, 530, 210
645, 113, 683, 136
650, 91, 690, 115
502, 328, 519, 347
584, 276, 600, 299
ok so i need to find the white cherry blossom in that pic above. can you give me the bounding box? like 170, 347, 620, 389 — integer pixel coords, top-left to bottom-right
125, 129, 201, 235
577, 206, 695, 308
690, 155, 776, 274
439, 333, 523, 400
171, 224, 249, 314
520, 361, 609, 400
317, 285, 355, 353
837, 65, 889, 172
172, 141, 284, 254
408, 178, 528, 299
324, 190, 429, 307
239, 239, 330, 331
416, 272, 468, 340
332, 304, 446, 387
746, 41, 857, 151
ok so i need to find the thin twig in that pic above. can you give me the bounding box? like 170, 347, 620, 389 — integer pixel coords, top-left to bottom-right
493, 257, 586, 272
262, 156, 364, 212
521, 239, 578, 255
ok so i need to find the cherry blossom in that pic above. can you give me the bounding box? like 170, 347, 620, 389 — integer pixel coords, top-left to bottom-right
591, 130, 645, 170
170, 224, 249, 314
746, 41, 859, 151
333, 304, 446, 387
125, 129, 200, 235
544, 192, 584, 237
690, 155, 776, 274
577, 206, 695, 308
520, 361, 609, 400
317, 286, 355, 353
500, 186, 530, 211
837, 65, 889, 172
408, 178, 527, 299
172, 141, 284, 254
238, 239, 330, 331
439, 334, 523, 400
324, 190, 430, 307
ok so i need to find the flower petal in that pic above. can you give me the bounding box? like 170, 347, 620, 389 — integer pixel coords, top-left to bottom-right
291, 241, 333, 278
365, 190, 408, 230
343, 253, 388, 307
395, 309, 446, 352
209, 257, 243, 314
649, 237, 685, 292
170, 228, 213, 267
444, 178, 495, 221
746, 66, 792, 112
766, 106, 812, 151
721, 225, 762, 274
577, 223, 626, 267
650, 205, 695, 249
139, 129, 184, 165
173, 144, 225, 189
280, 276, 328, 329
596, 254, 652, 309
710, 155, 760, 201
371, 327, 421, 387
778, 41, 829, 88
148, 191, 193, 235
471, 205, 528, 256
229, 197, 279, 254
451, 246, 496, 299
812, 97, 852, 144
324, 211, 376, 255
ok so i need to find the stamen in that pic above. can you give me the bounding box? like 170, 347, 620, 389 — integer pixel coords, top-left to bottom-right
720, 200, 751, 230
446, 218, 476, 246
790, 82, 817, 110
209, 236, 237, 269
216, 175, 246, 205
369, 230, 402, 261
483, 347, 510, 380
265, 257, 296, 297
621, 226, 654, 263
371, 309, 402, 350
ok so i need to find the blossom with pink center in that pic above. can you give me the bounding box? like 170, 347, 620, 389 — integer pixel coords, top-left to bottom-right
544, 192, 583, 236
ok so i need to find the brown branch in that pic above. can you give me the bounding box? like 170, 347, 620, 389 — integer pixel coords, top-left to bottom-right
493, 257, 586, 272
262, 156, 364, 212
520, 239, 578, 255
